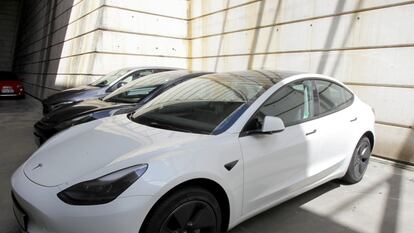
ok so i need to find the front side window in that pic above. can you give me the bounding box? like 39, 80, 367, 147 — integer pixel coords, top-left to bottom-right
119, 70, 154, 84
104, 86, 158, 103
103, 70, 192, 104
130, 72, 282, 134
89, 68, 132, 87
315, 80, 353, 115
244, 80, 314, 132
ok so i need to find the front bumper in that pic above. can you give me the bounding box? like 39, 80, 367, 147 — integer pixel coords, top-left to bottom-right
11, 165, 155, 233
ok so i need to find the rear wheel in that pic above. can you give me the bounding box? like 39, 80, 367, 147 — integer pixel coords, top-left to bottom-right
141, 187, 222, 233
341, 136, 371, 184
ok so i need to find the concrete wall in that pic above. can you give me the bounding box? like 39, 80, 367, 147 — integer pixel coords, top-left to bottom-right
188, 0, 414, 164
12, 0, 413, 163
13, 0, 189, 99
0, 0, 21, 71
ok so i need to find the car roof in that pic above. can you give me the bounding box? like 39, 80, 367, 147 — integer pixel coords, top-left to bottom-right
190, 70, 301, 94
122, 66, 183, 71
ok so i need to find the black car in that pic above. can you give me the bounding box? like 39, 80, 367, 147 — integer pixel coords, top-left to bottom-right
34, 70, 210, 144
42, 66, 178, 114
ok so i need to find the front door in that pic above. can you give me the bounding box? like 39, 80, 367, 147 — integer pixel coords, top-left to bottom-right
239, 80, 320, 215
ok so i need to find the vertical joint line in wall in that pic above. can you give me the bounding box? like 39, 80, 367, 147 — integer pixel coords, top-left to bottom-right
83, 0, 106, 81
187, 0, 193, 70
12, 0, 24, 71
309, 0, 315, 71
42, 0, 58, 79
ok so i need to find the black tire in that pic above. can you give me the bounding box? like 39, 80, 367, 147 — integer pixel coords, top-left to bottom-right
341, 136, 371, 184
141, 186, 222, 233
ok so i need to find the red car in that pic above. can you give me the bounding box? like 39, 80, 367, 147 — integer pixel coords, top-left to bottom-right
0, 71, 25, 98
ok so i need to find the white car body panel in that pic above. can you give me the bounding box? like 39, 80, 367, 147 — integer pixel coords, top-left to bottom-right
12, 73, 375, 233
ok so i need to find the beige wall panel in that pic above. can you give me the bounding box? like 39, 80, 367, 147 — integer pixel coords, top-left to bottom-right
22, 53, 188, 76
105, 0, 188, 19
16, 7, 102, 57
21, 73, 99, 90
191, 21, 313, 57
191, 1, 262, 38
192, 3, 414, 58
190, 0, 414, 39
16, 31, 99, 65
60, 8, 102, 42
64, 0, 104, 23
191, 0, 255, 18
308, 49, 414, 86
350, 86, 414, 127
312, 0, 411, 17
312, 4, 414, 49
374, 124, 414, 164
101, 7, 187, 39
191, 52, 311, 72
90, 53, 187, 74
97, 30, 188, 57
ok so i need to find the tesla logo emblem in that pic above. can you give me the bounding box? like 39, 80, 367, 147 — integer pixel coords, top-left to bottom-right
32, 163, 43, 170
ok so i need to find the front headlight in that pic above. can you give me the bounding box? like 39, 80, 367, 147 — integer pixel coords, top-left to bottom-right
55, 114, 95, 130
57, 164, 148, 205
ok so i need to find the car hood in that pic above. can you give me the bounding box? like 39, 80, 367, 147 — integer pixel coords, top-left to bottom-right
42, 99, 131, 123
24, 115, 209, 187
43, 85, 103, 105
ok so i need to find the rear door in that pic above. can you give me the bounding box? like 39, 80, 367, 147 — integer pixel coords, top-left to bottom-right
311, 80, 356, 172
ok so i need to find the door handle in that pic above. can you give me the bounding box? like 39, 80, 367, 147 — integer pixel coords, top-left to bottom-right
305, 129, 317, 136
350, 117, 358, 122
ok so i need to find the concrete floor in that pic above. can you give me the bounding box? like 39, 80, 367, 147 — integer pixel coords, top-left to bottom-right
0, 96, 413, 233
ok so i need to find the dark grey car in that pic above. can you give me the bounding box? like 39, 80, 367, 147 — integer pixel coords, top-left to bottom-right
34, 70, 211, 144
42, 66, 178, 114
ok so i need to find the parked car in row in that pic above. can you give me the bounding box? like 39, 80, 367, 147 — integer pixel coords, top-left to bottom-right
41, 66, 178, 114
12, 70, 375, 233
34, 70, 210, 144
0, 71, 25, 98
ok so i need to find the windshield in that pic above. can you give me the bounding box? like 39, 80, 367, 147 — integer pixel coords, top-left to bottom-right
0, 72, 17, 81
103, 70, 193, 104
104, 86, 159, 103
130, 71, 282, 134
89, 68, 133, 87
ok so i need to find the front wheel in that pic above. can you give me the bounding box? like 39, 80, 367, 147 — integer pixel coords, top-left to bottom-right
341, 136, 371, 184
141, 187, 222, 233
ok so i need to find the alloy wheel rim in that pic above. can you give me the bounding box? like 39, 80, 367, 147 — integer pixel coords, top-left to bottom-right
160, 200, 217, 233
353, 141, 371, 178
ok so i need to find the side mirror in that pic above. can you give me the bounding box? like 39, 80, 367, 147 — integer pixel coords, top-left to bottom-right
261, 116, 285, 133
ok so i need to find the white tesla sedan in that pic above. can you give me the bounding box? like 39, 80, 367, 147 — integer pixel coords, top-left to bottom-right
12, 70, 375, 233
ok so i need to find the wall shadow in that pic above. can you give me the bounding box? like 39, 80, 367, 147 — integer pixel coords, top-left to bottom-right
246, 0, 265, 69
229, 182, 364, 233
260, 0, 282, 69
13, 0, 75, 100
213, 0, 230, 71
379, 128, 413, 233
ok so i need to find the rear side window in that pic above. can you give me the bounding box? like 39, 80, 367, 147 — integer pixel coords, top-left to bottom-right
315, 80, 353, 115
